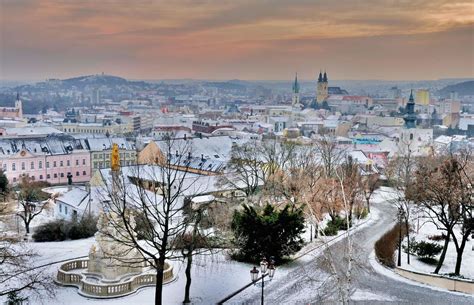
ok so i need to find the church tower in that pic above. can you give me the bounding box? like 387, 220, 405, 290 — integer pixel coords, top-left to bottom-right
404, 90, 417, 129
292, 73, 300, 106
15, 92, 23, 119
316, 71, 328, 103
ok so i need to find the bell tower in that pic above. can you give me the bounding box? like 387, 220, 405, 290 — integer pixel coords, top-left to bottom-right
316, 71, 328, 103
15, 92, 23, 119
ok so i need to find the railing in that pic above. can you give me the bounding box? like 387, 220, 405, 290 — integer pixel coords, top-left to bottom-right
56, 259, 174, 298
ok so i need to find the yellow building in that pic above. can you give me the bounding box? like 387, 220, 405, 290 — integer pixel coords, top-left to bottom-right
415, 89, 430, 106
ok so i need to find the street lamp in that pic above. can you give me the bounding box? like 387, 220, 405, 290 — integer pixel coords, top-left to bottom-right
250, 257, 276, 305
397, 207, 404, 267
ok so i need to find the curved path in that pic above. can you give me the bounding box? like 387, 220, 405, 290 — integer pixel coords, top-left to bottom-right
237, 199, 474, 304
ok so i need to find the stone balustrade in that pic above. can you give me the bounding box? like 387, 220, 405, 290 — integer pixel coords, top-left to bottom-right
55, 259, 174, 298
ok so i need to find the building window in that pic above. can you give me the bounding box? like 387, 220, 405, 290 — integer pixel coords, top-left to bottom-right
39, 175, 43, 180
82, 159, 86, 165
46, 161, 50, 168
76, 171, 80, 176
53, 161, 57, 167
21, 162, 25, 170
47, 174, 51, 179
65, 206, 68, 215
410, 133, 414, 140
54, 173, 57, 178
2, 164, 6, 171
12, 163, 16, 171
30, 162, 34, 170
67, 160, 70, 166
39, 161, 43, 169
76, 159, 79, 166
60, 161, 63, 167
59, 204, 62, 213
83, 171, 86, 176
13, 177, 16, 182
60, 173, 64, 178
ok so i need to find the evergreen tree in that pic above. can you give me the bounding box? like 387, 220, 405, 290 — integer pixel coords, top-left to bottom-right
0, 170, 8, 201
231, 203, 305, 263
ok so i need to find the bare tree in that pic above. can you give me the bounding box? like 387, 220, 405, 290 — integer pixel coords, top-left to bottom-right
177, 200, 218, 304
16, 177, 51, 235
360, 173, 379, 213
386, 140, 417, 265
1, 204, 54, 300
314, 136, 345, 178
98, 138, 202, 305
302, 162, 363, 304
218, 140, 265, 198
413, 151, 473, 275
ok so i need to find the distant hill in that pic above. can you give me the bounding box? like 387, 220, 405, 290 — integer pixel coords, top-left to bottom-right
204, 80, 247, 90
438, 80, 474, 97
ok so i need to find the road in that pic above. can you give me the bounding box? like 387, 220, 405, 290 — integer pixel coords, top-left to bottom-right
235, 199, 474, 304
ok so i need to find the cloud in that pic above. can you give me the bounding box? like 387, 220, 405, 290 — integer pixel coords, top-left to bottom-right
0, 0, 473, 80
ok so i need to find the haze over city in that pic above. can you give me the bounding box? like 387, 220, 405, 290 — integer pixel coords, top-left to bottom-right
1, 0, 473, 81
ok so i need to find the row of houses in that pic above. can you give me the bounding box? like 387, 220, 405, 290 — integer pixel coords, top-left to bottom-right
0, 134, 137, 184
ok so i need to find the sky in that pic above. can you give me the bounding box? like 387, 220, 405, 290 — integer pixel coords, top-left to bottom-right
0, 0, 473, 81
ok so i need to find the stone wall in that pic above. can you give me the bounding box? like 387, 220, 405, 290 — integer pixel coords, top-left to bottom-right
395, 267, 474, 294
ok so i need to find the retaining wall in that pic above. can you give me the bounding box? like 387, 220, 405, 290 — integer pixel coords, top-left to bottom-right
395, 267, 474, 294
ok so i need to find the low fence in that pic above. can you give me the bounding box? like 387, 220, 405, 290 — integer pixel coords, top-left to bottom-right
395, 267, 474, 294
56, 259, 174, 298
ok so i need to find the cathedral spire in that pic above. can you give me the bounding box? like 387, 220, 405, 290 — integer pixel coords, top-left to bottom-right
318, 71, 323, 82
323, 70, 328, 82
292, 72, 300, 94
16, 92, 20, 101
404, 89, 416, 129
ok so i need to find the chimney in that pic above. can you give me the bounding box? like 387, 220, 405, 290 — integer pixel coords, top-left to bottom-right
184, 134, 187, 140
201, 154, 204, 161
176, 150, 179, 157
188, 152, 192, 159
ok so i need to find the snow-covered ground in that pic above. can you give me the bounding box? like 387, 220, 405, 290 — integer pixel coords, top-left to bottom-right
398, 220, 474, 279
1, 188, 392, 304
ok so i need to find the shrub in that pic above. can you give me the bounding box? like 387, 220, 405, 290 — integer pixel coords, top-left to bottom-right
33, 215, 97, 242
412, 240, 443, 259
428, 233, 446, 241
331, 216, 351, 230
419, 257, 438, 265
231, 203, 305, 264
32, 219, 68, 242
323, 224, 338, 236
374, 222, 408, 267
68, 215, 97, 240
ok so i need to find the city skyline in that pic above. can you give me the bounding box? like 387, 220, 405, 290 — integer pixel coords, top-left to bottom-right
1, 0, 473, 81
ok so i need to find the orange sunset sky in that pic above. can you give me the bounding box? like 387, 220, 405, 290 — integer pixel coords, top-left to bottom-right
1, 0, 473, 81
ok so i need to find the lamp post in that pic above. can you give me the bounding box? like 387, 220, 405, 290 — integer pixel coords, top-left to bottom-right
397, 207, 404, 267
250, 257, 276, 305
